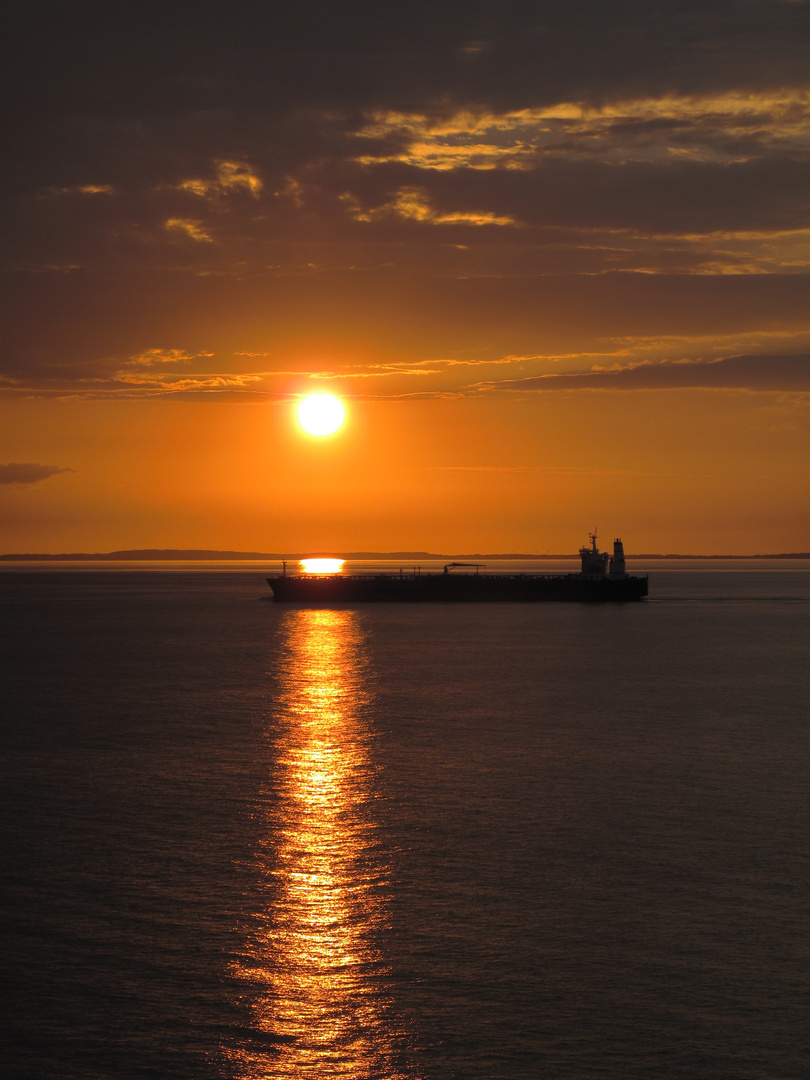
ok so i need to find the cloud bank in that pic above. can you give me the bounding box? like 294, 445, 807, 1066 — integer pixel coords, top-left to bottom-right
2, 1, 809, 398
0, 463, 76, 484
479, 354, 810, 393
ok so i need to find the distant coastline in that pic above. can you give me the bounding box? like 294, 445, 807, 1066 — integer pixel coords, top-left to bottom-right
2, 549, 808, 561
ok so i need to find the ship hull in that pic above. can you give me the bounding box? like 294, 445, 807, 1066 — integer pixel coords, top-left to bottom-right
266, 572, 648, 604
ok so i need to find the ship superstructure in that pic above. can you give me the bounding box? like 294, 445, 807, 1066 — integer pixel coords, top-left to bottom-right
580, 532, 628, 580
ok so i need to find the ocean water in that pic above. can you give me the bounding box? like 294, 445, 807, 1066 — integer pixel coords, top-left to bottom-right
2, 567, 809, 1079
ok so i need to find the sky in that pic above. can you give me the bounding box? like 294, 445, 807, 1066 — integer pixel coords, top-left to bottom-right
2, 0, 809, 555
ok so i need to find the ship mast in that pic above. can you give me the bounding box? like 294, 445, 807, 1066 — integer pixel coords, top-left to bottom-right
580, 530, 609, 579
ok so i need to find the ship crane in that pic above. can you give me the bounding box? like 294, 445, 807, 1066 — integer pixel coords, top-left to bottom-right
443, 562, 486, 574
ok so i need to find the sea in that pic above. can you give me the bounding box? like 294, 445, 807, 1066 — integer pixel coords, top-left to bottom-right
2, 561, 809, 1079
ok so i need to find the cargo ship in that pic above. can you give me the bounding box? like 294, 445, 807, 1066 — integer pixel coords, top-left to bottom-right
266, 535, 648, 603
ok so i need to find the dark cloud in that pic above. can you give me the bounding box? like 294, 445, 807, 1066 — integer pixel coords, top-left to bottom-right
2, 1, 809, 392
5, 2, 809, 121
327, 153, 810, 238
480, 353, 810, 392
0, 463, 76, 484
5, 2, 810, 189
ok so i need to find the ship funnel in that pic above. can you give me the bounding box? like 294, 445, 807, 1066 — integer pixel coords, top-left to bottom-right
608, 538, 627, 580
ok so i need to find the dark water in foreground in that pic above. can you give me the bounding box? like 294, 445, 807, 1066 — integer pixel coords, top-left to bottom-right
2, 569, 809, 1079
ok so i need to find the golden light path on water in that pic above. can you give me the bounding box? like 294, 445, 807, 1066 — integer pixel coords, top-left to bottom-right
227, 609, 412, 1079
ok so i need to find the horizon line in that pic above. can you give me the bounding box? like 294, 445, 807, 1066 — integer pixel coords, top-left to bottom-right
2, 549, 808, 561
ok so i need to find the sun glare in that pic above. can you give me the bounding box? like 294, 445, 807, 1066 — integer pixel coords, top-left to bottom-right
298, 394, 345, 436
300, 558, 345, 574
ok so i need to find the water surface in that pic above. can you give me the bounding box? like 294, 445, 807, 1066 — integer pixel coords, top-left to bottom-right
2, 568, 808, 1078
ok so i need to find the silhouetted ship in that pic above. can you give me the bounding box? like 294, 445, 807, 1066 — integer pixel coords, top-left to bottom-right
266, 535, 648, 603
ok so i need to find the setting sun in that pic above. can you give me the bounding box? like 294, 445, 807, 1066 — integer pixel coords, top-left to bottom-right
298, 394, 345, 436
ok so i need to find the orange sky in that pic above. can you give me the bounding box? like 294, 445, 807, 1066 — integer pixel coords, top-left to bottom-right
2, 2, 809, 554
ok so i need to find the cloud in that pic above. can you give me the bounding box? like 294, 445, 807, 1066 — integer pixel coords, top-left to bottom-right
325, 87, 810, 271
425, 465, 646, 475
125, 348, 195, 366
342, 187, 517, 227
3, 2, 810, 398
46, 184, 114, 195
164, 218, 212, 242
178, 160, 263, 199
113, 372, 267, 394
311, 367, 438, 379
478, 354, 810, 393
0, 463, 76, 484
354, 91, 810, 172
6, 5, 809, 273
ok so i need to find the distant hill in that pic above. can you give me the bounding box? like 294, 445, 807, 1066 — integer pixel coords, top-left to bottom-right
0, 548, 448, 561
1, 549, 808, 561
1, 549, 281, 561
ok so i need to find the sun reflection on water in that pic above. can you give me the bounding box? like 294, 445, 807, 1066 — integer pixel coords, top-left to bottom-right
227, 609, 412, 1078
300, 558, 344, 575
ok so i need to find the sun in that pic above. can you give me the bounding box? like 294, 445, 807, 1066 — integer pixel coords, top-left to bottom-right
297, 394, 345, 436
